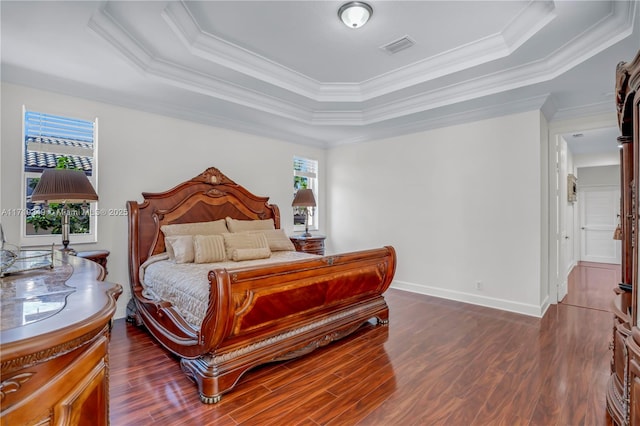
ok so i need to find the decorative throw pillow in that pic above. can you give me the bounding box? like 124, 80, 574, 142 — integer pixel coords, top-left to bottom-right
165, 235, 195, 264
222, 232, 271, 261
225, 217, 275, 233
161, 219, 228, 237
230, 247, 272, 261
245, 229, 295, 251
193, 234, 226, 263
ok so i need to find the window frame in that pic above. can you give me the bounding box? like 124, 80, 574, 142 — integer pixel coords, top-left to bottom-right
293, 156, 319, 233
20, 106, 99, 247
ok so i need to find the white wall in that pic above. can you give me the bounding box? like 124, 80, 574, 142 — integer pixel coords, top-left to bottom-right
1, 83, 326, 319
539, 113, 549, 310
327, 110, 547, 316
578, 165, 620, 186
574, 151, 620, 168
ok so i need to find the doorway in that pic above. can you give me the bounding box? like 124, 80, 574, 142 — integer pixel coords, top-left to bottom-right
548, 121, 620, 305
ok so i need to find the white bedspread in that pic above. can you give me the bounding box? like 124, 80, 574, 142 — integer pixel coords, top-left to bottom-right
141, 251, 318, 327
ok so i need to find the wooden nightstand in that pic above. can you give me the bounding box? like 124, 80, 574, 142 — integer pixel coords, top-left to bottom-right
76, 250, 110, 278
289, 235, 326, 255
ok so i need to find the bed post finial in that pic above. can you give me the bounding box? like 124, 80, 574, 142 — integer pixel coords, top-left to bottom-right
192, 167, 237, 186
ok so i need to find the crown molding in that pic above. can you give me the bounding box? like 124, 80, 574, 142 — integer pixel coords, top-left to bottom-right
87, 1, 636, 128
323, 0, 636, 126
88, 6, 315, 124
1, 71, 598, 150
329, 94, 553, 147
551, 99, 614, 122
355, 0, 557, 101
163, 0, 556, 102
161, 1, 325, 100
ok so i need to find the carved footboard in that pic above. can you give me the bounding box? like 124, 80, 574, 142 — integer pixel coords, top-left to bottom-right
182, 246, 396, 403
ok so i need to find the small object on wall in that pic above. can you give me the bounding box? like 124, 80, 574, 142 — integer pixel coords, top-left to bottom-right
567, 174, 577, 202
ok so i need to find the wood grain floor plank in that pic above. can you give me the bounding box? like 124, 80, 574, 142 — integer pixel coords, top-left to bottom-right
109, 263, 618, 425
262, 390, 337, 426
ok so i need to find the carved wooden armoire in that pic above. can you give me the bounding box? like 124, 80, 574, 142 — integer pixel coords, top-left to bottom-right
607, 49, 640, 426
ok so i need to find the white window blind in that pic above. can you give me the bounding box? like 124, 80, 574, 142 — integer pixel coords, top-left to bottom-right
294, 156, 317, 180
25, 111, 94, 142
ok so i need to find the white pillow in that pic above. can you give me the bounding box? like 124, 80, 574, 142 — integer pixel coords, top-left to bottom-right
222, 232, 271, 260
161, 219, 228, 237
230, 247, 272, 261
225, 217, 275, 233
244, 229, 295, 251
165, 235, 194, 264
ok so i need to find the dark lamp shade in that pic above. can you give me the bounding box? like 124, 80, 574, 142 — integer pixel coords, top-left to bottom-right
31, 169, 98, 203
292, 189, 316, 207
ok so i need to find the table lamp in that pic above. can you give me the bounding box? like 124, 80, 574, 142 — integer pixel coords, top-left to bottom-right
292, 189, 316, 237
30, 168, 98, 253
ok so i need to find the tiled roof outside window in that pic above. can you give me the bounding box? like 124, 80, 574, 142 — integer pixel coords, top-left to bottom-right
25, 136, 93, 174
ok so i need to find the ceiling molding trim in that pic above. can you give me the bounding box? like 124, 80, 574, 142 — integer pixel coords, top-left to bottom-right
3, 71, 330, 149
148, 59, 313, 122
88, 5, 315, 124
354, 63, 548, 124
161, 1, 327, 100
353, 0, 557, 101
329, 94, 553, 147
500, 0, 557, 53
87, 1, 636, 128
551, 99, 615, 122
165, 0, 556, 103
87, 6, 154, 73
347, 2, 636, 126
310, 111, 366, 126
544, 0, 636, 75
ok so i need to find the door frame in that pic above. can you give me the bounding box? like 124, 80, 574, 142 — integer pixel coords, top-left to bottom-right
547, 114, 618, 304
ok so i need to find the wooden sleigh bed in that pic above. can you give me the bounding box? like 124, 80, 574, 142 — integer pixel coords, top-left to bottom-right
127, 167, 397, 403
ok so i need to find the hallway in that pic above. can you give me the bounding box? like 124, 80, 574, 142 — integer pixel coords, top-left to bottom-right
562, 261, 621, 312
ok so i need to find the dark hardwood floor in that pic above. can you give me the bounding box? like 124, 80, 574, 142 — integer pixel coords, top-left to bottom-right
562, 261, 621, 312
110, 265, 617, 425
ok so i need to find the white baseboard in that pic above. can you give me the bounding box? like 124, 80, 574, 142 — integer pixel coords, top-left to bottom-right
390, 280, 546, 318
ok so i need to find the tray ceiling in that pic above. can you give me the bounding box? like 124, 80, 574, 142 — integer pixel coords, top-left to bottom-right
1, 1, 638, 147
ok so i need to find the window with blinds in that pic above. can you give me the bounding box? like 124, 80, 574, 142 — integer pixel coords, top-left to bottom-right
293, 156, 318, 230
21, 108, 98, 245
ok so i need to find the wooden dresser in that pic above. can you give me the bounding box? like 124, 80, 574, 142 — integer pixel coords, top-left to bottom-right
0, 251, 122, 426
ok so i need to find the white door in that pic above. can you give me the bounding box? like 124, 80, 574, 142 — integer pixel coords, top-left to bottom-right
557, 142, 569, 301
580, 186, 621, 264
564, 202, 575, 272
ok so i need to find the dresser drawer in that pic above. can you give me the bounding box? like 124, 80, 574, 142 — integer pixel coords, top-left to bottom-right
290, 235, 325, 255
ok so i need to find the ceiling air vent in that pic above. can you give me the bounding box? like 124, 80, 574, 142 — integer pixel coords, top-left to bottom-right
380, 35, 415, 55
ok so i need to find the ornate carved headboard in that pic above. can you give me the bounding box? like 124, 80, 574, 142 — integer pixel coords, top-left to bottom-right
127, 167, 281, 285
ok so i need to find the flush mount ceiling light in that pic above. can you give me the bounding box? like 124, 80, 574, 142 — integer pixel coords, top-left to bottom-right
338, 1, 373, 29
